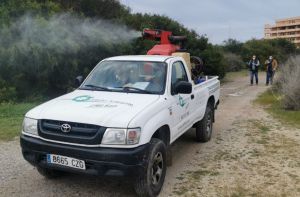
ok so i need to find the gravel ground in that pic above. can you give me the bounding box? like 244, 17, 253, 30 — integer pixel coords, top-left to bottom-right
1, 73, 299, 197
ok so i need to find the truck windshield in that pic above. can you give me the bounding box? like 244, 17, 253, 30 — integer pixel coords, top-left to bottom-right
79, 60, 167, 94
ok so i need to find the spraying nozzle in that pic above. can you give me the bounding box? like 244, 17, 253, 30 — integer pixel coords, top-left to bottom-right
142, 28, 187, 44
142, 28, 187, 55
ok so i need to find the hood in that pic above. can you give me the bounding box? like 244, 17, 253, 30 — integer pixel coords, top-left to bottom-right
26, 90, 160, 127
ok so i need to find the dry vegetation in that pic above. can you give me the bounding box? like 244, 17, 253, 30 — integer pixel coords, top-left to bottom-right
274, 55, 300, 110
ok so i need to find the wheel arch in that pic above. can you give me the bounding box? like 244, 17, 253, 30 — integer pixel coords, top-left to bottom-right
208, 95, 215, 108
207, 96, 216, 122
151, 125, 171, 146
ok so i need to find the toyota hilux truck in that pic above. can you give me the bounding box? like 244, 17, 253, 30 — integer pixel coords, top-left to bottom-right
20, 30, 220, 197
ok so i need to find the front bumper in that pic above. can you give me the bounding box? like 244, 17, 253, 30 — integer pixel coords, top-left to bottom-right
20, 135, 149, 177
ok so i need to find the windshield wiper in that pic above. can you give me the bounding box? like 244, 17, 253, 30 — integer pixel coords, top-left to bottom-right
121, 86, 154, 94
82, 84, 111, 91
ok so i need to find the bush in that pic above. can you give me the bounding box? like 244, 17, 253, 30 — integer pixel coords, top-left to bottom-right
274, 56, 300, 110
223, 52, 245, 72
201, 45, 226, 79
222, 39, 243, 55
0, 79, 17, 102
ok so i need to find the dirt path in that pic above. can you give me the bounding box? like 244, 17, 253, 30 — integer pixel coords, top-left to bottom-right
1, 73, 299, 197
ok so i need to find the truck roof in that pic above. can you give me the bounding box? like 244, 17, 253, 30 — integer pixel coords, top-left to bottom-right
104, 55, 175, 62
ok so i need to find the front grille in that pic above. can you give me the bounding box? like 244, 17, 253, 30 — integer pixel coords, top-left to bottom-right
38, 119, 106, 145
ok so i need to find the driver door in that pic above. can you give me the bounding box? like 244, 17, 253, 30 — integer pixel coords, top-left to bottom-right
169, 61, 193, 140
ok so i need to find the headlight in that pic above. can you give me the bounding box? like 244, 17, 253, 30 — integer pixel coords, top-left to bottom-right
22, 117, 38, 136
102, 128, 141, 145
102, 129, 126, 145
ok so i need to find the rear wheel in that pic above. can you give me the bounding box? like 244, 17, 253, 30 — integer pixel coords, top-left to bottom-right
134, 138, 167, 197
37, 167, 64, 179
196, 103, 214, 142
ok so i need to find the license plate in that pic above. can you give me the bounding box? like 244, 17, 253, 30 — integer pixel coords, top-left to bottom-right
47, 154, 86, 170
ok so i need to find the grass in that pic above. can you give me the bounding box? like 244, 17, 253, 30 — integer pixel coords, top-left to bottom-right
214, 149, 238, 161
255, 90, 300, 128
186, 169, 220, 180
248, 120, 271, 134
173, 169, 220, 196
221, 69, 248, 83
0, 102, 37, 141
173, 186, 189, 196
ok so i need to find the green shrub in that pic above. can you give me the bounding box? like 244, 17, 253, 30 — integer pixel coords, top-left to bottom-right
201, 45, 226, 79
223, 52, 245, 72
0, 78, 17, 102
0, 86, 17, 102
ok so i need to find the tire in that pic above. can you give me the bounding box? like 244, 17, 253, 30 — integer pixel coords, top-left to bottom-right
134, 138, 167, 197
37, 166, 64, 179
196, 103, 214, 142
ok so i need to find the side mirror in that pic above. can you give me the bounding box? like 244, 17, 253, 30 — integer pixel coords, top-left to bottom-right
174, 81, 192, 94
75, 76, 83, 88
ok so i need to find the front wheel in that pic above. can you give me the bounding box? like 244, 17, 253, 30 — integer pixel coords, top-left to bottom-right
134, 138, 167, 197
195, 103, 214, 142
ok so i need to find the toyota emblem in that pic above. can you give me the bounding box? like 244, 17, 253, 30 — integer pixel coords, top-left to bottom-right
61, 123, 72, 133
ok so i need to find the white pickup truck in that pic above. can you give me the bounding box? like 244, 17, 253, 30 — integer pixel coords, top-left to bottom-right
21, 55, 220, 197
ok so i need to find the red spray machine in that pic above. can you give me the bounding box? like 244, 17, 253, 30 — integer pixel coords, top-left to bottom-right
142, 29, 187, 55
142, 28, 204, 82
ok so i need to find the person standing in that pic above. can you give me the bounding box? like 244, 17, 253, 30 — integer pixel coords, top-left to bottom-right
264, 56, 278, 85
248, 55, 260, 85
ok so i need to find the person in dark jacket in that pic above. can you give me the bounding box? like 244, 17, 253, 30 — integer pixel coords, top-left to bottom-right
248, 55, 260, 85
264, 56, 278, 85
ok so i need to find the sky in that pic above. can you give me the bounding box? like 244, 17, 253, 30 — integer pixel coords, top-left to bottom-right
120, 0, 300, 44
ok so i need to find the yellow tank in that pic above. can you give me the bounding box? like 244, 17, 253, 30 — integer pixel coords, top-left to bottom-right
171, 52, 192, 75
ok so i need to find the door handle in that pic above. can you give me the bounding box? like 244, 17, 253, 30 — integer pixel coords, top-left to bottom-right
191, 94, 195, 100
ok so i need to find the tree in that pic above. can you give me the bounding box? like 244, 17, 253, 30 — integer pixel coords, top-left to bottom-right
241, 38, 298, 65
222, 39, 243, 55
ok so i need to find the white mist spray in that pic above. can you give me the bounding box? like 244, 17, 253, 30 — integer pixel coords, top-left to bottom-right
0, 13, 140, 54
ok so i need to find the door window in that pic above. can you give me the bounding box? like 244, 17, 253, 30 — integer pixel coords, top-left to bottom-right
171, 61, 188, 95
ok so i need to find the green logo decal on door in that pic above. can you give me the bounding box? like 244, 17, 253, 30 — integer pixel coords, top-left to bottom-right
179, 95, 186, 107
